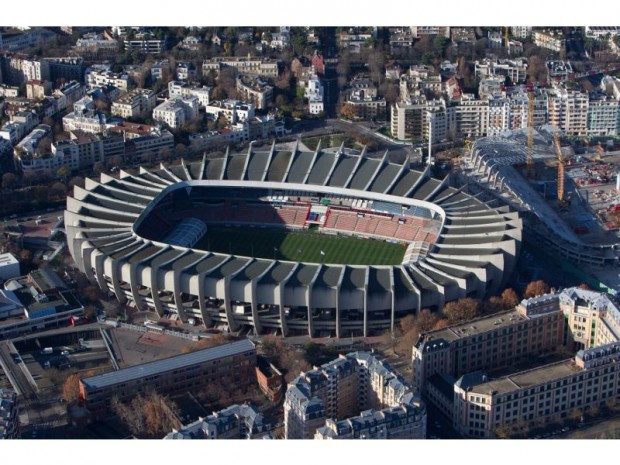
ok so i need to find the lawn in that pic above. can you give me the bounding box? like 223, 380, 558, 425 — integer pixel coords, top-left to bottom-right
195, 226, 406, 265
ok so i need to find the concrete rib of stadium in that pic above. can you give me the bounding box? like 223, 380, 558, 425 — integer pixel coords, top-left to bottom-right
65, 141, 522, 338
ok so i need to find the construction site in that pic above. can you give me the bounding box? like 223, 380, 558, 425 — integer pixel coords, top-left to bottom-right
459, 99, 620, 290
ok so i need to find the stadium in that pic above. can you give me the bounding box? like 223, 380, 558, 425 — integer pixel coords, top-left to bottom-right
65, 142, 522, 337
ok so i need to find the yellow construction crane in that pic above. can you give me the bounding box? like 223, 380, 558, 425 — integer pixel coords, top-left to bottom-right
549, 98, 566, 204
526, 90, 535, 177
505, 26, 510, 48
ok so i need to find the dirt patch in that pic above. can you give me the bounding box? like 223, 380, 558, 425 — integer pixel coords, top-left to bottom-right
136, 333, 170, 347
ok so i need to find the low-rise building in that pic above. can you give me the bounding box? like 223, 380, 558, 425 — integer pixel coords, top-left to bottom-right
111, 88, 157, 119
410, 26, 450, 38
0, 253, 19, 282
256, 357, 283, 403
0, 389, 19, 439
153, 96, 200, 129
164, 403, 270, 439
80, 339, 257, 419
0, 269, 84, 339
151, 60, 170, 82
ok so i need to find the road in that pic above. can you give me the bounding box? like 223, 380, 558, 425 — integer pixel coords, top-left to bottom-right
0, 341, 36, 399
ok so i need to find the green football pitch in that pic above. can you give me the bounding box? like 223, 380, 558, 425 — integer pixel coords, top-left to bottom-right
195, 227, 406, 265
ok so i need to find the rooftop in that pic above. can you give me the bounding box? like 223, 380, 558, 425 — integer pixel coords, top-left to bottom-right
81, 339, 255, 390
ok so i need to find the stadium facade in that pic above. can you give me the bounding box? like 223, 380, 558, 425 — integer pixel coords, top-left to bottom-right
65, 142, 522, 337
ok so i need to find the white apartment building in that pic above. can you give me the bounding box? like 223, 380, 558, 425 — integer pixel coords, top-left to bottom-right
548, 85, 589, 136
454, 97, 489, 139
153, 96, 200, 129
511, 26, 532, 39
305, 67, 324, 115
475, 58, 528, 85
585, 27, 620, 39
202, 57, 280, 78
587, 94, 620, 137
410, 26, 450, 38
86, 69, 129, 92
13, 124, 54, 172
205, 100, 255, 124
168, 81, 211, 108
111, 88, 157, 119
534, 30, 565, 52
478, 76, 504, 100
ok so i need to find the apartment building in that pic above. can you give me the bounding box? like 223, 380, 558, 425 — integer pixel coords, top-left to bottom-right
305, 67, 324, 115
391, 98, 429, 141
511, 27, 532, 39
315, 402, 426, 439
410, 26, 450, 38
546, 61, 574, 81
548, 84, 589, 136
80, 339, 257, 419
533, 29, 565, 52
13, 124, 53, 172
86, 69, 129, 91
111, 88, 157, 119
417, 288, 620, 438
168, 81, 211, 108
344, 77, 387, 121
165, 404, 270, 439
587, 93, 620, 137
412, 293, 564, 393
108, 122, 174, 163
0, 111, 38, 145
62, 97, 110, 134
46, 57, 86, 83
151, 60, 170, 82
205, 100, 255, 124
454, 96, 489, 138
285, 351, 426, 439
0, 54, 49, 85
478, 76, 504, 100
453, 341, 620, 438
236, 75, 273, 110
0, 389, 19, 439
474, 58, 528, 85
176, 62, 197, 81
585, 27, 620, 39
152, 96, 200, 129
25, 80, 51, 100
202, 57, 280, 78
123, 33, 167, 55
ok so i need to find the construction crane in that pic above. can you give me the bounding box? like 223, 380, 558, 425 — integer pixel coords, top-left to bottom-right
526, 89, 535, 177
549, 98, 566, 205
505, 26, 510, 48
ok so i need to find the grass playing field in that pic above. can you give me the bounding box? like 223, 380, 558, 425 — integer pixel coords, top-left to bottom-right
195, 226, 406, 265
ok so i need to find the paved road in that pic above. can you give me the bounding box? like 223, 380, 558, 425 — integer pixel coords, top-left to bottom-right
559, 416, 620, 439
